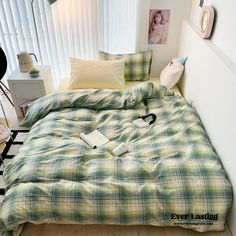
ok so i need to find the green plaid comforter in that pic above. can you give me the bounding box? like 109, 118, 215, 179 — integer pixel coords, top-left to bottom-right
0, 82, 232, 236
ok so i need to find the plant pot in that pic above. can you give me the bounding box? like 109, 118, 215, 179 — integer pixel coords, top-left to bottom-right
30, 72, 39, 78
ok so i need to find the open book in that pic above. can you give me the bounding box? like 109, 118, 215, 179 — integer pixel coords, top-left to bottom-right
80, 130, 109, 149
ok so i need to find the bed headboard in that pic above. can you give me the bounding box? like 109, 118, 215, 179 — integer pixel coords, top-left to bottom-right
178, 20, 236, 234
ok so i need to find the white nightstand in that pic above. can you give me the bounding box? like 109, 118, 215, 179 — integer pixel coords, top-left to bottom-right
8, 65, 54, 117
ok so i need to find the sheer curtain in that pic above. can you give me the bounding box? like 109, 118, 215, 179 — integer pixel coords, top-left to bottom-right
99, 0, 150, 54
0, 0, 150, 86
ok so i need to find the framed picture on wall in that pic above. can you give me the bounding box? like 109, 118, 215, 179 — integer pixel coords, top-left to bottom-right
148, 9, 170, 44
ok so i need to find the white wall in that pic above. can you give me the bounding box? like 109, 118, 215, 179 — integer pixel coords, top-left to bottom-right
191, 0, 236, 65
189, 3, 236, 234
178, 20, 236, 236
149, 0, 192, 77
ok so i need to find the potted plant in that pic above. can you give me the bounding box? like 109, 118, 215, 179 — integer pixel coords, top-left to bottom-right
29, 68, 39, 78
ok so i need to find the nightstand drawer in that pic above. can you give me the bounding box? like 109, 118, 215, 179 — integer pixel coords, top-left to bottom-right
12, 82, 45, 99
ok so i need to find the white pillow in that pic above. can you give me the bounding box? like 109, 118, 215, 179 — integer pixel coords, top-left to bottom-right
160, 60, 184, 89
69, 58, 125, 89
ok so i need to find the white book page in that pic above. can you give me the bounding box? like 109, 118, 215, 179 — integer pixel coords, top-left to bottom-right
80, 130, 109, 148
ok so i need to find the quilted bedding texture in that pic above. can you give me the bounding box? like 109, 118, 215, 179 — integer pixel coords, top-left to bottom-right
0, 82, 232, 236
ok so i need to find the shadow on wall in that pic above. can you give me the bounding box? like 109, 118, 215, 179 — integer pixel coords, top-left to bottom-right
210, 7, 217, 39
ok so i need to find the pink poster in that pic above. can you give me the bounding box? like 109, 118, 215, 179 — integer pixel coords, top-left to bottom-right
148, 9, 170, 44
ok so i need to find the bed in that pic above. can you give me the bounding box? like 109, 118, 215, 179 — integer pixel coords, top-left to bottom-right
0, 80, 232, 236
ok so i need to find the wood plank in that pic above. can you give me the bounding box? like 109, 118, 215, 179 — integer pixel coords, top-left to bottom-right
20, 223, 232, 236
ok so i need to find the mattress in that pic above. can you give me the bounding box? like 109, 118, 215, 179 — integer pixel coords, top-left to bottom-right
0, 82, 232, 236
56, 77, 181, 95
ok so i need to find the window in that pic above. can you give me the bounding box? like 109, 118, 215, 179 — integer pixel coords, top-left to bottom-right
0, 0, 149, 85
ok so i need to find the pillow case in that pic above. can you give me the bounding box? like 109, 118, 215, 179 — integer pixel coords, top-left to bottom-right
69, 58, 125, 89
99, 50, 152, 81
160, 57, 185, 89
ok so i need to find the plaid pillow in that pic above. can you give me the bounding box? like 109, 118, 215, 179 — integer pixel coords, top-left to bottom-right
99, 50, 152, 81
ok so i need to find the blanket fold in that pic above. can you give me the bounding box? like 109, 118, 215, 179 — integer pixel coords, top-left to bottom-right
21, 83, 173, 127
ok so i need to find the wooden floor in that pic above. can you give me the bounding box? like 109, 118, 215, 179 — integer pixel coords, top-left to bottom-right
0, 94, 26, 131
0, 94, 233, 236
21, 223, 232, 236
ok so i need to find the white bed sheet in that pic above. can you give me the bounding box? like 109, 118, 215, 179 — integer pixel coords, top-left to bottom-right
56, 77, 181, 95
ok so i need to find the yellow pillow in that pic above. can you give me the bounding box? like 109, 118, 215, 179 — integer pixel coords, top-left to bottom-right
69, 58, 125, 89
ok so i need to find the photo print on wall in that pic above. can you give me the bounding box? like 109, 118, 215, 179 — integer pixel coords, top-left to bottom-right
148, 9, 170, 44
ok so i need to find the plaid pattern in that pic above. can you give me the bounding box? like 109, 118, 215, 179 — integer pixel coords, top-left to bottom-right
0, 83, 232, 236
99, 51, 152, 81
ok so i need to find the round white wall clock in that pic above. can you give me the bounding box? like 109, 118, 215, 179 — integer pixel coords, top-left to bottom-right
199, 6, 215, 39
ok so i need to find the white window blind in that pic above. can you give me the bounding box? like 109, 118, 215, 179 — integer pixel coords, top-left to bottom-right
0, 0, 149, 86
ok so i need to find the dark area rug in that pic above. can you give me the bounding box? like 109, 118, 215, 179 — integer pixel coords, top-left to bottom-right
0, 130, 29, 196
